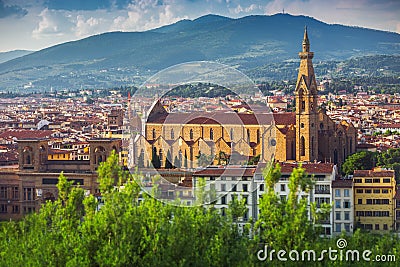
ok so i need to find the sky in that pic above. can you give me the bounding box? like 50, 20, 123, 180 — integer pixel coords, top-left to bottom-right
0, 0, 399, 52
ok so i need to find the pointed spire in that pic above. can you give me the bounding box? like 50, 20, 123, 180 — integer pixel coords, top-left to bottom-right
302, 26, 310, 52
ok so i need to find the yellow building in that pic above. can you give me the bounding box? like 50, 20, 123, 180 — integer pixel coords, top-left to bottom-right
132, 28, 357, 169
48, 149, 73, 160
353, 168, 396, 232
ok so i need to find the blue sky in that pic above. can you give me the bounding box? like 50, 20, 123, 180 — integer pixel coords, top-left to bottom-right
0, 0, 399, 52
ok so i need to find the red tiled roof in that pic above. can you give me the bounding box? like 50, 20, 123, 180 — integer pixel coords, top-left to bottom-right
273, 113, 295, 125
0, 129, 53, 140
353, 169, 395, 177
256, 162, 334, 175
147, 111, 275, 125
193, 166, 256, 177
332, 179, 353, 188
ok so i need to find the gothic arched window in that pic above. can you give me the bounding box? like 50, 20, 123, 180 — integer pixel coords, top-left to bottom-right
300, 136, 306, 156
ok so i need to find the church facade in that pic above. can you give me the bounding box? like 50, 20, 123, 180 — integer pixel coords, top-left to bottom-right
133, 28, 357, 169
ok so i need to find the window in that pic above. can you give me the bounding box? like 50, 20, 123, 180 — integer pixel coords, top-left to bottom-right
280, 184, 286, 192
356, 189, 363, 193
0, 204, 6, 213
243, 195, 248, 205
382, 189, 389, 194
189, 129, 193, 139
382, 199, 390, 204
335, 189, 340, 197
344, 201, 350, 209
242, 184, 248, 192
335, 223, 341, 233
344, 189, 350, 197
366, 199, 372, 204
232, 185, 237, 192
210, 128, 214, 140
12, 205, 19, 214
336, 212, 341, 220
221, 184, 226, 192
383, 178, 391, 183
358, 199, 362, 204
384, 224, 388, 230
300, 136, 305, 156
373, 189, 380, 194
354, 179, 362, 183
344, 223, 350, 232
152, 128, 156, 139
12, 187, 19, 200
344, 212, 350, 220
221, 196, 226, 205
259, 184, 264, 191
24, 188, 34, 201
0, 186, 7, 199
335, 200, 341, 208
247, 129, 250, 141
365, 189, 372, 193
230, 128, 234, 140
365, 179, 372, 183
375, 224, 380, 230
170, 129, 174, 139
373, 178, 380, 183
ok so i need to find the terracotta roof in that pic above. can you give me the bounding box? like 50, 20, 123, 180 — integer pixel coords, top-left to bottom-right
0, 129, 53, 140
353, 169, 395, 177
273, 113, 295, 125
193, 166, 256, 177
332, 179, 353, 188
256, 162, 334, 175
147, 111, 275, 125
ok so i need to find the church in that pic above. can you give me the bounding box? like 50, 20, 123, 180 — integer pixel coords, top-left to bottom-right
133, 28, 357, 169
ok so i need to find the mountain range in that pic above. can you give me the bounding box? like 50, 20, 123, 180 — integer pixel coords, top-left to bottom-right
0, 13, 399, 92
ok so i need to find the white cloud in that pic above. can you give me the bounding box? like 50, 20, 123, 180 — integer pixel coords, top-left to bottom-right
32, 8, 60, 37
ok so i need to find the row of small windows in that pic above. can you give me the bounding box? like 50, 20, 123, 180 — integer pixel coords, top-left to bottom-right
335, 200, 351, 209
359, 224, 388, 231
335, 211, 351, 221
354, 178, 392, 183
334, 189, 350, 197
151, 128, 261, 142
356, 189, 389, 194
355, 211, 390, 217
357, 199, 390, 205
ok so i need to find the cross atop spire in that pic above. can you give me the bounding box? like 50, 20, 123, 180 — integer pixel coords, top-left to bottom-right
302, 26, 310, 52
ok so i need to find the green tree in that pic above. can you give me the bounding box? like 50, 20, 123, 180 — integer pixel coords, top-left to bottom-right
165, 150, 173, 169
342, 151, 376, 175
151, 147, 161, 169
255, 163, 319, 252
137, 149, 145, 168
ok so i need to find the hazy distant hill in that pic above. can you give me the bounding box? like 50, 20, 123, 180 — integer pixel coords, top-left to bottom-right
0, 50, 33, 64
0, 13, 399, 91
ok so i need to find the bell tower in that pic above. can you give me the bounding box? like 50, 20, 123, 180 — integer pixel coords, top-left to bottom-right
295, 27, 318, 162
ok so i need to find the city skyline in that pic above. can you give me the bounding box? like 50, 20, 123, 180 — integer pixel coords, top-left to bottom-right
0, 0, 400, 52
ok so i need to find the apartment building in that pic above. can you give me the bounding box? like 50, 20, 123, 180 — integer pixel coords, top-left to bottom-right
353, 168, 396, 232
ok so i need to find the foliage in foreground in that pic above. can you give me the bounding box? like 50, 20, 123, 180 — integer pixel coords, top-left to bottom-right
0, 152, 399, 266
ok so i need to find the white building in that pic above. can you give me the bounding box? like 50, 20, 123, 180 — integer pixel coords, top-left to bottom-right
332, 179, 354, 235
